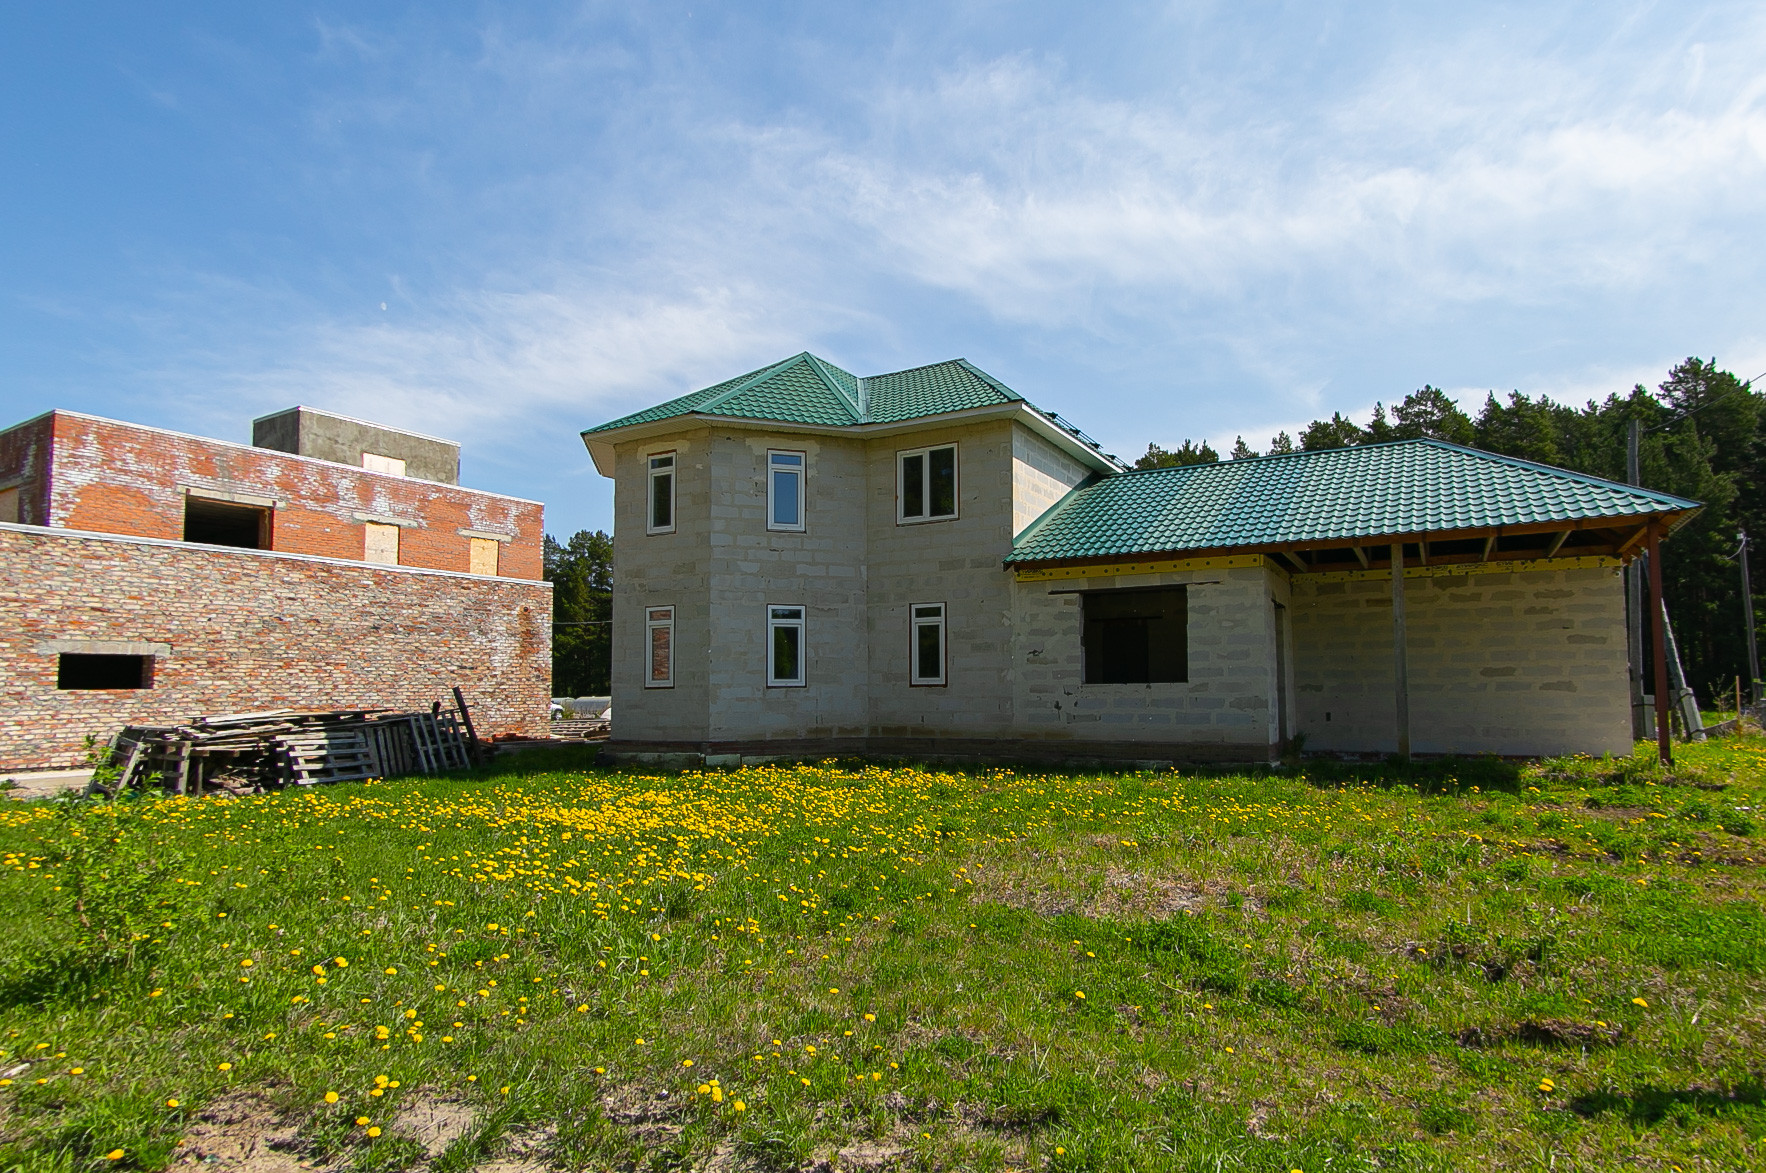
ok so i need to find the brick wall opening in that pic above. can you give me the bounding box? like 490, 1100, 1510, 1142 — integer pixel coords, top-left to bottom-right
184, 497, 270, 549
57, 653, 154, 690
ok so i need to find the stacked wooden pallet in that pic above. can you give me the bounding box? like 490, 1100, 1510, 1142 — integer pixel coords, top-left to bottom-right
102, 693, 478, 796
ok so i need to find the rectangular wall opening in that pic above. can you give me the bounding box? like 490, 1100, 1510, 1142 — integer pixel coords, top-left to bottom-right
184, 497, 270, 549
1082, 586, 1188, 684
57, 653, 153, 690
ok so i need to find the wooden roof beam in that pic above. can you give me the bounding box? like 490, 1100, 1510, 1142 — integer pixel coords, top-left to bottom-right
1481, 535, 1496, 562
1352, 545, 1369, 568
1277, 550, 1309, 574
1542, 529, 1570, 558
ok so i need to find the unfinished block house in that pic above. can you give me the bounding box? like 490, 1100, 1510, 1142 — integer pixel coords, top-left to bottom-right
0, 406, 551, 770
583, 352, 1699, 765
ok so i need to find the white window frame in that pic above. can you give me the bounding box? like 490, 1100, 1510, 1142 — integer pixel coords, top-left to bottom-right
766, 449, 806, 532
765, 604, 807, 688
646, 452, 676, 535
896, 443, 958, 524
645, 606, 675, 688
909, 602, 946, 686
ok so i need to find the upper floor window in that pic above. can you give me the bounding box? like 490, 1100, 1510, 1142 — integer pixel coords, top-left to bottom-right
767, 450, 805, 531
361, 452, 406, 476
898, 444, 957, 523
364, 522, 401, 565
184, 495, 270, 550
647, 452, 676, 534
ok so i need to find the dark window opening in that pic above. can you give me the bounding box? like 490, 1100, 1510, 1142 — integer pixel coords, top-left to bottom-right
901, 452, 925, 517
1082, 587, 1187, 684
184, 497, 269, 549
58, 654, 153, 690
928, 446, 956, 516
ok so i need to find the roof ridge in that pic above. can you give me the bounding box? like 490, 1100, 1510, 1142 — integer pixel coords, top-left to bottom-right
953, 358, 1025, 402
1108, 439, 1699, 509
694, 353, 812, 415
868, 357, 972, 381
802, 353, 864, 422
1405, 438, 1701, 509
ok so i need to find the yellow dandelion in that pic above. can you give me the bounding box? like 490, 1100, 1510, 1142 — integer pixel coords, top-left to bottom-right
323, 1091, 339, 1104
106, 1150, 125, 1161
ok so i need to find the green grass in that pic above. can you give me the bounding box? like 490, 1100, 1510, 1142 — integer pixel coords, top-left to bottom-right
1, 738, 1763, 1172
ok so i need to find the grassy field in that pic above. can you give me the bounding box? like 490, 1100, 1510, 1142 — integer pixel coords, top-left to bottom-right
0, 740, 1762, 1173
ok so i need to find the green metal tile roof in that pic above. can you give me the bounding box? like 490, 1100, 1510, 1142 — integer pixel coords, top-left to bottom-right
583, 352, 1025, 434
1007, 440, 1701, 564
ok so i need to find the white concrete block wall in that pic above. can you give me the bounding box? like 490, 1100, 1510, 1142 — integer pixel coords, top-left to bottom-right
1008, 564, 1284, 751
1290, 565, 1631, 757
1011, 426, 1090, 537
706, 432, 870, 740
611, 434, 713, 741
865, 419, 1020, 736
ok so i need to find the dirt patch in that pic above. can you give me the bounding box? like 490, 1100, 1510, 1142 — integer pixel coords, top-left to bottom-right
601, 1082, 686, 1147
831, 1138, 913, 1169
1456, 1018, 1623, 1048
1517, 1018, 1625, 1048
474, 1125, 555, 1173
173, 1089, 314, 1172
975, 862, 1222, 920
393, 1092, 475, 1159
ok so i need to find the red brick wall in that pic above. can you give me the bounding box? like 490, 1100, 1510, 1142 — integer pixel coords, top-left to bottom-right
0, 524, 553, 770
11, 412, 544, 580
0, 415, 53, 527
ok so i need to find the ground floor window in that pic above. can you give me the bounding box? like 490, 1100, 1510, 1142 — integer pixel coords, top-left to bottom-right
58, 653, 153, 690
646, 606, 674, 687
910, 602, 946, 685
1081, 586, 1188, 683
767, 605, 806, 687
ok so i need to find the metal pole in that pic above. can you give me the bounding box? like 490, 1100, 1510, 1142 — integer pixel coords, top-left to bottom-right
1391, 542, 1410, 760
1742, 530, 1760, 706
1647, 526, 1673, 768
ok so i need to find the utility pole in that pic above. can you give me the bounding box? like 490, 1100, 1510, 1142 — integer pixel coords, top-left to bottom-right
1742, 530, 1760, 706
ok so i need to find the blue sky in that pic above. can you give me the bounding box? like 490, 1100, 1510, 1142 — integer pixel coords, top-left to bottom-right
4, 2, 1764, 537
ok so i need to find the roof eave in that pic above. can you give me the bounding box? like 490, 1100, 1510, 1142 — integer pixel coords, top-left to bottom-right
579, 401, 1122, 477
1006, 506, 1704, 569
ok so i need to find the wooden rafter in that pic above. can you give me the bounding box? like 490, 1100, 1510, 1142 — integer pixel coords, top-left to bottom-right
1481, 535, 1496, 562
1352, 545, 1369, 568
1542, 530, 1570, 558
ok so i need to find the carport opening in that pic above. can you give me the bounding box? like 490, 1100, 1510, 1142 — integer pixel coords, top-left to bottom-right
184, 497, 269, 549
57, 653, 154, 690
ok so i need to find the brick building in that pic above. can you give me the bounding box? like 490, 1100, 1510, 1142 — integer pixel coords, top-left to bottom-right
583, 352, 1700, 765
0, 407, 551, 770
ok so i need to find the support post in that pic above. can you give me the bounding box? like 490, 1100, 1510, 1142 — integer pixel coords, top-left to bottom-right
1391, 542, 1410, 760
1741, 530, 1759, 705
1647, 526, 1673, 768
1626, 419, 1647, 738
